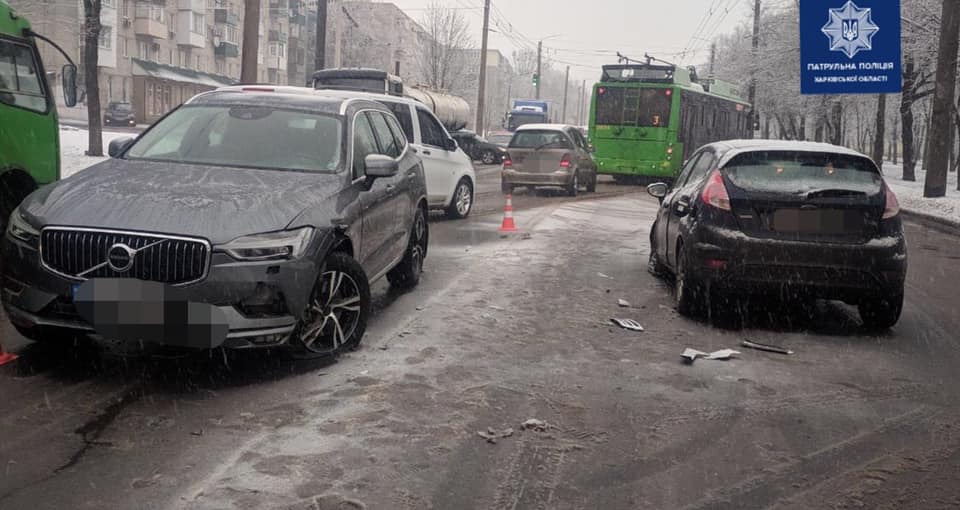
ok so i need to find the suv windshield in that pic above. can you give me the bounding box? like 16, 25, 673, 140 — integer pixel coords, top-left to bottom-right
595, 87, 672, 127
125, 105, 343, 172
110, 102, 132, 112
723, 151, 883, 196
509, 130, 572, 150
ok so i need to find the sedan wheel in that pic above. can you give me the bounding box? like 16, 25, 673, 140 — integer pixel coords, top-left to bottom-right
446, 179, 473, 219
481, 150, 497, 165
294, 253, 370, 356
566, 172, 580, 197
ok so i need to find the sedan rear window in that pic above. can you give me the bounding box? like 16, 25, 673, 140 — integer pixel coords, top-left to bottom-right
125, 105, 343, 173
722, 151, 883, 196
510, 130, 573, 150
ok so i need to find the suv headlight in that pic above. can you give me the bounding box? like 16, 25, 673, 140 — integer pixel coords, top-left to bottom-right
218, 227, 314, 261
6, 208, 40, 245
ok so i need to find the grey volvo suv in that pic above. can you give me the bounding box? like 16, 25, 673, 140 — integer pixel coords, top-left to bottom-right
2, 86, 429, 356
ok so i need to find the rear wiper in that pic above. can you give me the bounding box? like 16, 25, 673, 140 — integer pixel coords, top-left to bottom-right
803, 189, 868, 199
534, 142, 556, 151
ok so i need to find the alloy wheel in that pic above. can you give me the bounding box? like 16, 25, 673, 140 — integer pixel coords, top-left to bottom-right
300, 270, 363, 353
455, 182, 472, 217
482, 151, 496, 164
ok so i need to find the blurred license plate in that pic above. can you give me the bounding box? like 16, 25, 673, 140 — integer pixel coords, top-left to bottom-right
772, 209, 847, 234
71, 282, 82, 300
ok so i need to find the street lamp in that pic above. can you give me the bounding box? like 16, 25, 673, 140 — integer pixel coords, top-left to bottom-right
535, 34, 562, 99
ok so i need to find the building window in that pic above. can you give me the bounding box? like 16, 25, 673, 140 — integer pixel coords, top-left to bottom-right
226, 25, 239, 44
135, 4, 164, 23
98, 26, 112, 49
122, 0, 130, 17
216, 60, 225, 75
179, 50, 188, 68
279, 42, 285, 58
138, 40, 149, 60
269, 43, 277, 57
196, 55, 203, 71
103, 0, 115, 7
192, 13, 205, 35
121, 37, 129, 57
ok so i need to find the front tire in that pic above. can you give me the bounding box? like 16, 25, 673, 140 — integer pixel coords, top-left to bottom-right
858, 293, 904, 331
292, 253, 371, 357
566, 172, 580, 197
675, 244, 705, 317
586, 174, 597, 193
388, 206, 428, 289
446, 178, 473, 219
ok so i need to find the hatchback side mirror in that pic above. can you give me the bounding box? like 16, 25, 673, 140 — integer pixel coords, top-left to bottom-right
587, 143, 596, 153
107, 136, 136, 158
62, 64, 78, 107
364, 154, 399, 178
647, 182, 668, 202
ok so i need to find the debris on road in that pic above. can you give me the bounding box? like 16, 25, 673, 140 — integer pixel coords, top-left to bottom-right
598, 272, 613, 279
190, 429, 204, 437
610, 318, 644, 331
521, 419, 550, 432
617, 299, 631, 308
742, 340, 795, 355
682, 348, 741, 364
520, 233, 532, 240
478, 427, 514, 444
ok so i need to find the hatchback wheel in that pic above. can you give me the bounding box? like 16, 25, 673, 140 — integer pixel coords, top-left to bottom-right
446, 178, 473, 219
293, 253, 370, 357
858, 293, 903, 331
481, 150, 497, 165
388, 207, 428, 289
566, 172, 580, 197
586, 174, 598, 193
675, 245, 705, 317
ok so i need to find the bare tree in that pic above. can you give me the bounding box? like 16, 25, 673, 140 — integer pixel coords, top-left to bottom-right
81, 0, 103, 156
416, 2, 473, 92
241, 0, 260, 83
924, 0, 960, 197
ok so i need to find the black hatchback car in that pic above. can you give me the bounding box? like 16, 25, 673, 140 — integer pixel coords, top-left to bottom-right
2, 87, 428, 356
647, 140, 906, 330
103, 101, 136, 126
451, 130, 506, 165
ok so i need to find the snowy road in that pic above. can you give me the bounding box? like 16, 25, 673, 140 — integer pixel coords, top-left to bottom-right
3, 174, 960, 509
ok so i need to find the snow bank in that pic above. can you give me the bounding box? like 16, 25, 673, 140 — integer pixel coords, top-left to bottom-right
882, 163, 960, 226
59, 127, 132, 179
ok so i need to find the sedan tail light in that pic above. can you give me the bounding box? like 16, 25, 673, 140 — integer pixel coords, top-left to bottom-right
883, 183, 900, 219
502, 155, 512, 169
701, 169, 731, 211
560, 154, 572, 168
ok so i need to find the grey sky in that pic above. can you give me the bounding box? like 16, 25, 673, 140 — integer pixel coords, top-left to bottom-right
385, 0, 753, 81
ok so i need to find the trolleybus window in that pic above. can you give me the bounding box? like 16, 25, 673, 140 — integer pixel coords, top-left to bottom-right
595, 87, 671, 128
0, 39, 47, 113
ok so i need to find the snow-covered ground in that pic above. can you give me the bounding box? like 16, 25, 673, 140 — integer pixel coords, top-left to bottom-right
882, 162, 960, 226
58, 126, 131, 178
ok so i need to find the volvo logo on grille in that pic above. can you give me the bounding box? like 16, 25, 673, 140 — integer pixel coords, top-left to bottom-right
107, 243, 137, 273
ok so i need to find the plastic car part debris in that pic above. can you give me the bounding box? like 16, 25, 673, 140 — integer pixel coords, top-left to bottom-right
598, 272, 613, 279
478, 427, 515, 443
617, 299, 631, 308
741, 340, 794, 355
682, 348, 741, 364
611, 318, 644, 331
521, 419, 549, 432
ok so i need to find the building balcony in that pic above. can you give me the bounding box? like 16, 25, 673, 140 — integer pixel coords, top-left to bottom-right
134, 18, 167, 39
175, 11, 205, 48
215, 41, 239, 58
178, 0, 205, 12
214, 9, 239, 26
268, 30, 288, 42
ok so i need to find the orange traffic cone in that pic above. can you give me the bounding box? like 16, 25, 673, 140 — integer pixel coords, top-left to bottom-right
499, 194, 519, 232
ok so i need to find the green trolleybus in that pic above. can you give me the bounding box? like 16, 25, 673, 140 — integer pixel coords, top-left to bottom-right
0, 0, 77, 235
588, 62, 750, 183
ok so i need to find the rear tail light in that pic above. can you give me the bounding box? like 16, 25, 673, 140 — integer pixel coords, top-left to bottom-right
701, 169, 731, 211
560, 154, 572, 168
502, 155, 512, 169
883, 183, 900, 219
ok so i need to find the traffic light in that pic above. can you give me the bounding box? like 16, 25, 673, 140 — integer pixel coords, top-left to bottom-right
532, 73, 539, 86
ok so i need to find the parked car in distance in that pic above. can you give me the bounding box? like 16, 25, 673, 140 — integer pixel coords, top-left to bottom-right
103, 101, 136, 126
2, 87, 429, 357
647, 140, 906, 330
451, 130, 507, 165
316, 89, 476, 219
501, 124, 598, 197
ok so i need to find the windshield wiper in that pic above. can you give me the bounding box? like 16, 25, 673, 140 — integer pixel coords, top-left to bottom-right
534, 142, 556, 151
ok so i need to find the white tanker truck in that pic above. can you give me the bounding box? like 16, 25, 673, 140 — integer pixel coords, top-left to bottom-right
312, 68, 471, 132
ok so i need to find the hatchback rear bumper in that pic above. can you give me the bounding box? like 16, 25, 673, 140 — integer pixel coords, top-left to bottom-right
686, 224, 907, 301
502, 169, 573, 187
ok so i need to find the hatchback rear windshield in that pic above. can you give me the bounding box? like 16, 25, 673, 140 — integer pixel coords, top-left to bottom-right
509, 130, 573, 150
722, 151, 882, 196
125, 105, 343, 173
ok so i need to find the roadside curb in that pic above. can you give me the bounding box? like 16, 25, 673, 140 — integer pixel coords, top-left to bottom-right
901, 209, 960, 237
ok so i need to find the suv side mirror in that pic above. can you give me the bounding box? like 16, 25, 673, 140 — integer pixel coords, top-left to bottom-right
647, 182, 668, 202
445, 138, 458, 151
107, 136, 135, 158
62, 64, 77, 107
364, 154, 399, 178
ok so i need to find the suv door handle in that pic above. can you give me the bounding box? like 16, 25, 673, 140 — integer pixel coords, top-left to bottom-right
421, 149, 432, 156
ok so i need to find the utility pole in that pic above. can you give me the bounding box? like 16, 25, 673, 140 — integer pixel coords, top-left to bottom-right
576, 80, 585, 126
475, 0, 491, 135
747, 0, 760, 138
535, 40, 542, 99
709, 42, 716, 77
924, 0, 960, 197
315, 0, 328, 72
241, 0, 261, 83
561, 65, 570, 123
